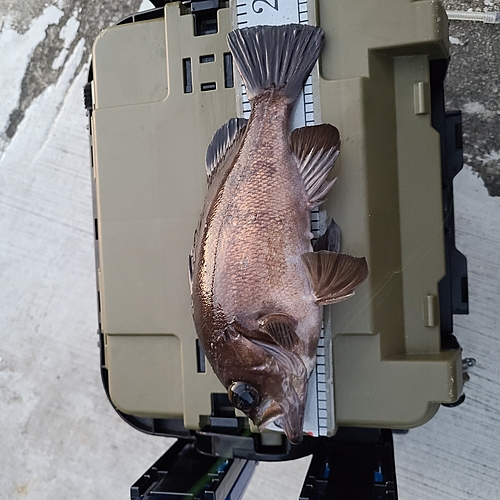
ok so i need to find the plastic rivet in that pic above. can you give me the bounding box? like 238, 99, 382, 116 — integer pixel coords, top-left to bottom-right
422, 294, 439, 327
413, 82, 430, 115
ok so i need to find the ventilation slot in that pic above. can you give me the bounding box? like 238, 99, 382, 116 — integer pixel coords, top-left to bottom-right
201, 82, 216, 92
200, 54, 215, 63
183, 58, 192, 93
196, 339, 206, 373
224, 53, 234, 88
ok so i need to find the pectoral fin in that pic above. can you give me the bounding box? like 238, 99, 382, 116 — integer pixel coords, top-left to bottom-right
258, 314, 299, 350
302, 251, 368, 305
230, 315, 298, 351
229, 320, 277, 345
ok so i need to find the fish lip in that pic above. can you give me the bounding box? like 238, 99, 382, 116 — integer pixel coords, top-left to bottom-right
257, 417, 302, 444
257, 415, 282, 432
258, 415, 303, 445
279, 414, 304, 444
256, 390, 306, 444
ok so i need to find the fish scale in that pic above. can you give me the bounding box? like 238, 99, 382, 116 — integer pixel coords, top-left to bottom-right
214, 124, 312, 325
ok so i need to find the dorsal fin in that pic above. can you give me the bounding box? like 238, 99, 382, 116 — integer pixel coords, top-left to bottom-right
301, 251, 368, 305
258, 314, 299, 350
205, 117, 247, 183
289, 124, 340, 208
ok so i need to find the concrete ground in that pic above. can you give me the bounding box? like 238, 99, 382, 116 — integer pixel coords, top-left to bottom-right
0, 1, 499, 499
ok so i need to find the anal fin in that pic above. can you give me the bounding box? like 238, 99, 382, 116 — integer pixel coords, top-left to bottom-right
302, 251, 368, 305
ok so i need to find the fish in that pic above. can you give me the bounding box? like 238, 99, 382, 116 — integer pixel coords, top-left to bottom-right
190, 24, 368, 444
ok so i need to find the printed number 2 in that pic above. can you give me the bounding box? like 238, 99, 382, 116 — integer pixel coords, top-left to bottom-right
252, 0, 278, 14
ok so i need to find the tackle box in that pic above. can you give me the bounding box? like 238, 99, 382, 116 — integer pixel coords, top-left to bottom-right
86, 0, 467, 472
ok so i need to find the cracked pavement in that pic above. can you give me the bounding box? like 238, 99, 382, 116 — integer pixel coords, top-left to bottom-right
444, 0, 500, 195
0, 1, 499, 499
0, 0, 143, 147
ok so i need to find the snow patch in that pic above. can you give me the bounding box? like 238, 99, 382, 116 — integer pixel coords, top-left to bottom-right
462, 101, 498, 117
0, 5, 64, 145
0, 37, 85, 169
139, 0, 155, 12
463, 102, 486, 114
449, 36, 464, 45
454, 164, 500, 254
52, 48, 67, 71
477, 151, 500, 164
52, 14, 81, 70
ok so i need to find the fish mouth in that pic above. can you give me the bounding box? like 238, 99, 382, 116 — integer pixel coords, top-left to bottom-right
278, 416, 303, 445
257, 392, 305, 445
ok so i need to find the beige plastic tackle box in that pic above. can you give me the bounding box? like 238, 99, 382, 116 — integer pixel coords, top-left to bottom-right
87, 0, 468, 454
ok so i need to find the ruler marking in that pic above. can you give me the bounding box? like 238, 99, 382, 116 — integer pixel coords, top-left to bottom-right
316, 324, 325, 434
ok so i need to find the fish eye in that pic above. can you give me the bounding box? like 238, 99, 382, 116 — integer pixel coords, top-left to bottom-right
228, 382, 260, 412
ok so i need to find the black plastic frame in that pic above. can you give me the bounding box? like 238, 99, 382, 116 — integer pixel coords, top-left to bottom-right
299, 428, 397, 500
430, 58, 469, 351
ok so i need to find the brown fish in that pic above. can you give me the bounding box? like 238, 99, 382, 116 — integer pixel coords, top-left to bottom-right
190, 24, 368, 443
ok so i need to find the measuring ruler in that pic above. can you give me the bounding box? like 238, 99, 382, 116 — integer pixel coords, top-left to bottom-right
233, 0, 331, 438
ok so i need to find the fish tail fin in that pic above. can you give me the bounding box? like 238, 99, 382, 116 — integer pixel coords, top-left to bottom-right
227, 24, 325, 101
